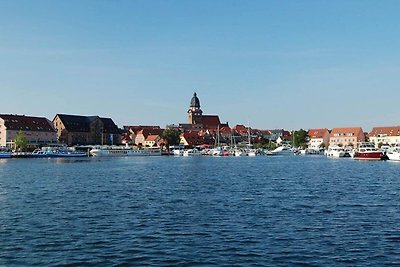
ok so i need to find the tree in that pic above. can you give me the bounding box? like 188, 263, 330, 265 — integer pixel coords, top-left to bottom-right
293, 129, 308, 148
319, 143, 326, 149
14, 131, 28, 151
162, 128, 181, 152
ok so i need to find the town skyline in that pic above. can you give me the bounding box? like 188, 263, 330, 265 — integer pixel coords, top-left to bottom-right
2, 1, 400, 131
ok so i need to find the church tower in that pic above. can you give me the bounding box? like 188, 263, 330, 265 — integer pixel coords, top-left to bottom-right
188, 92, 203, 125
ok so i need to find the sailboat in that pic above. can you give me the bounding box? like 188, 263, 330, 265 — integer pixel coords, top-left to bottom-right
211, 125, 223, 156
246, 124, 257, 156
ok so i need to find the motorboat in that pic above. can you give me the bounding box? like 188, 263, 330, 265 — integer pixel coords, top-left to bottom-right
352, 142, 383, 160
326, 145, 346, 158
182, 148, 202, 157
386, 146, 400, 161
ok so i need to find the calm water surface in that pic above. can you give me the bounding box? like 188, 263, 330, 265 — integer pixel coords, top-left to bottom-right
1, 155, 400, 266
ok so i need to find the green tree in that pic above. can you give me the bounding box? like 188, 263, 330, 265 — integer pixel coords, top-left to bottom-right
14, 131, 28, 151
293, 129, 308, 148
319, 143, 326, 149
162, 128, 181, 152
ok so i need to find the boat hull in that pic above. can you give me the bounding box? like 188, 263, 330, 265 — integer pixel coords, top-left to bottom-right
353, 152, 383, 160
0, 152, 12, 158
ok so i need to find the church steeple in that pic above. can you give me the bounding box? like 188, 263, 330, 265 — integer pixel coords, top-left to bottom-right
190, 92, 201, 109
188, 92, 203, 125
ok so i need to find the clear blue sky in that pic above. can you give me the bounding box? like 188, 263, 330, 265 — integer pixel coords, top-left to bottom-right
1, 1, 400, 131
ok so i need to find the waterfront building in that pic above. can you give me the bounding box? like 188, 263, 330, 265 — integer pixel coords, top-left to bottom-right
368, 126, 400, 147
53, 114, 121, 146
144, 134, 161, 147
134, 128, 164, 146
307, 128, 330, 150
269, 129, 287, 142
276, 134, 293, 145
0, 114, 57, 149
329, 127, 365, 148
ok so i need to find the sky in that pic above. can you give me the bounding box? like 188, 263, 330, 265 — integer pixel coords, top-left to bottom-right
1, 0, 400, 131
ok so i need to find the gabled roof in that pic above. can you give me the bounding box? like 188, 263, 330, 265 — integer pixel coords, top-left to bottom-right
0, 114, 55, 132
136, 128, 164, 138
308, 128, 329, 139
145, 134, 160, 142
100, 117, 119, 134
181, 131, 205, 146
369, 126, 400, 137
330, 127, 363, 138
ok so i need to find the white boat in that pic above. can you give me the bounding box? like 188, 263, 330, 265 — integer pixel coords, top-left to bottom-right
386, 147, 400, 161
90, 146, 161, 157
271, 146, 291, 155
30, 147, 87, 158
326, 145, 346, 158
246, 149, 257, 157
211, 147, 223, 157
182, 148, 202, 157
233, 149, 245, 157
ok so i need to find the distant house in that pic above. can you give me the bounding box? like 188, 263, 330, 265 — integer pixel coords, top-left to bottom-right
369, 126, 400, 147
144, 134, 161, 147
53, 114, 120, 146
0, 114, 57, 148
329, 127, 365, 147
307, 128, 330, 149
269, 129, 286, 142
276, 135, 292, 145
134, 128, 164, 146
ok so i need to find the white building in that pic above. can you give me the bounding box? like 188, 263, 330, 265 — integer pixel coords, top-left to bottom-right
369, 126, 400, 147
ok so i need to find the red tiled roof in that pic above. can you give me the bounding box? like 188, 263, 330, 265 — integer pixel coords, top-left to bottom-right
308, 128, 329, 139
369, 126, 400, 137
145, 135, 160, 142
202, 115, 221, 128
0, 114, 55, 132
181, 131, 205, 146
330, 127, 363, 138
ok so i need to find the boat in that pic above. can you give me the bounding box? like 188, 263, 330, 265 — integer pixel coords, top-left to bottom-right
270, 146, 291, 155
352, 142, 383, 160
0, 151, 12, 158
386, 146, 400, 161
182, 148, 202, 157
30, 147, 88, 158
90, 146, 161, 157
326, 145, 346, 158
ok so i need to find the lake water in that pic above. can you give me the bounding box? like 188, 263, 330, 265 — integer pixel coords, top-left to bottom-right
1, 155, 400, 266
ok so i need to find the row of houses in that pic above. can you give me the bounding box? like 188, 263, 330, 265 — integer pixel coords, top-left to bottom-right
1, 113, 400, 150
307, 126, 400, 149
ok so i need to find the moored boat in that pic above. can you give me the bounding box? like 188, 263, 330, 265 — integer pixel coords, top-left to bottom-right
0, 151, 12, 158
30, 147, 88, 158
352, 142, 383, 160
90, 146, 161, 157
326, 145, 346, 158
182, 148, 202, 157
386, 147, 400, 161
